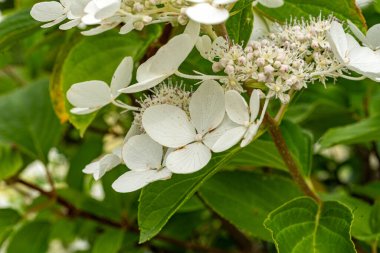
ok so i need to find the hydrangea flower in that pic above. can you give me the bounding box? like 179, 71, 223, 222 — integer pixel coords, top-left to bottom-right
83, 146, 122, 180
82, 0, 121, 25
185, 0, 237, 25
348, 20, 380, 51
142, 80, 225, 174
67, 56, 137, 114
112, 134, 172, 193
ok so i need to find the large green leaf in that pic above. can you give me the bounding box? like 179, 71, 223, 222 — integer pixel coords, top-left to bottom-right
0, 208, 21, 244
52, 26, 162, 135
0, 144, 23, 180
138, 146, 241, 243
0, 81, 62, 163
264, 197, 356, 253
0, 9, 40, 52
319, 116, 380, 148
227, 0, 254, 45
6, 221, 51, 253
199, 171, 301, 241
92, 229, 124, 253
257, 0, 366, 29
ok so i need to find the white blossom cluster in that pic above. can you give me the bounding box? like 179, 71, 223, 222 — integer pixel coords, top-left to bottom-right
30, 0, 285, 35
29, 0, 380, 192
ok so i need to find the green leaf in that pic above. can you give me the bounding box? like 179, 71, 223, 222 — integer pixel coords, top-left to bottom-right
0, 144, 23, 180
52, 26, 162, 135
229, 139, 286, 171
199, 171, 301, 241
319, 116, 380, 148
92, 229, 124, 253
226, 0, 254, 45
264, 197, 356, 253
0, 209, 21, 231
281, 120, 314, 177
7, 221, 51, 253
138, 146, 241, 243
257, 0, 366, 30
0, 9, 40, 52
0, 81, 62, 162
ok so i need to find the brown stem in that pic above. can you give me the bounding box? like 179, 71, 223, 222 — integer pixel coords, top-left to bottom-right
12, 178, 228, 253
264, 114, 320, 202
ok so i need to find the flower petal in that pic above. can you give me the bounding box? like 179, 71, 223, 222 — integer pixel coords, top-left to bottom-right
118, 74, 167, 93
136, 34, 195, 82
67, 80, 112, 109
31, 1, 66, 22
225, 90, 249, 125
347, 20, 367, 46
92, 0, 120, 20
142, 104, 196, 148
122, 134, 163, 171
59, 18, 81, 30
112, 169, 172, 193
211, 126, 246, 152
327, 21, 348, 64
166, 142, 211, 174
249, 89, 261, 121
110, 56, 133, 97
203, 115, 239, 149
241, 124, 260, 147
196, 35, 212, 59
70, 107, 100, 115
258, 0, 284, 8
189, 80, 225, 134
366, 24, 380, 49
185, 3, 229, 25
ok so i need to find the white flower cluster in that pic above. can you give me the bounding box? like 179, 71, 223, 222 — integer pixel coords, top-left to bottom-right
43, 6, 379, 192
30, 0, 285, 35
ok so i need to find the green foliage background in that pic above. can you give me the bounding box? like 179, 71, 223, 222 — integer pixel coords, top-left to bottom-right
1, 0, 380, 252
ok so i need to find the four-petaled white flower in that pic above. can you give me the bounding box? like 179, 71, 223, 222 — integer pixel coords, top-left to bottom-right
119, 21, 200, 93
185, 0, 237, 25
348, 20, 380, 51
211, 89, 267, 152
112, 134, 172, 193
67, 56, 137, 114
83, 146, 122, 180
30, 0, 88, 30
327, 21, 380, 81
82, 0, 121, 25
142, 80, 225, 174
252, 0, 284, 8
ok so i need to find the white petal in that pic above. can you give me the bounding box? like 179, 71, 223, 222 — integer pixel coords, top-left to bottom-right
189, 80, 225, 134
122, 134, 163, 171
142, 105, 196, 148
110, 56, 133, 97
83, 153, 121, 180
136, 34, 195, 82
241, 124, 260, 147
346, 34, 361, 51
112, 169, 172, 193
250, 10, 272, 40
70, 107, 100, 115
185, 3, 229, 25
31, 1, 66, 22
225, 90, 249, 125
258, 0, 284, 8
119, 18, 135, 34
40, 15, 67, 28
211, 126, 246, 152
184, 20, 201, 44
68, 0, 87, 17
59, 18, 80, 30
83, 162, 104, 180
166, 142, 211, 174
196, 35, 212, 59
347, 20, 367, 45
249, 89, 261, 121
118, 74, 167, 93
327, 21, 348, 64
82, 13, 101, 25
93, 0, 120, 20
348, 46, 380, 74
203, 115, 245, 152
366, 24, 380, 49
67, 80, 112, 108
213, 0, 237, 4
124, 123, 141, 142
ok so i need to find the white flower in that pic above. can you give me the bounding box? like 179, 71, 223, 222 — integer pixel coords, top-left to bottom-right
196, 36, 229, 61
30, 0, 88, 29
112, 134, 172, 193
253, 0, 284, 8
142, 80, 225, 174
327, 21, 380, 81
348, 20, 380, 51
82, 0, 121, 25
185, 0, 237, 25
83, 146, 122, 180
210, 89, 267, 152
119, 21, 200, 93
67, 56, 136, 114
